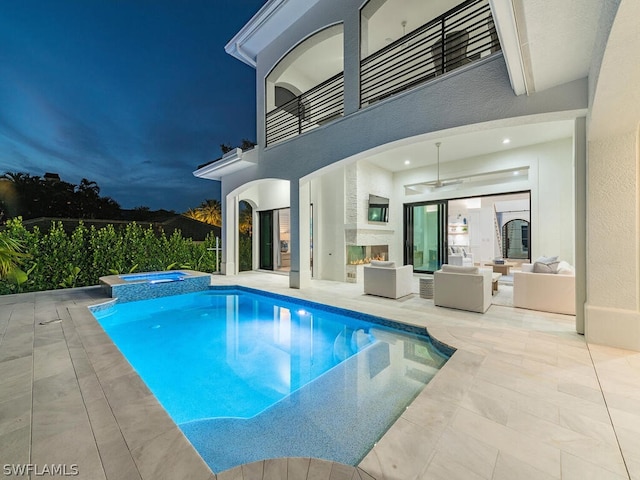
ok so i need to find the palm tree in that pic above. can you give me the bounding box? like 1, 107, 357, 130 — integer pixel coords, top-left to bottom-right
238, 201, 252, 235
184, 199, 222, 226
0, 236, 27, 279
183, 209, 200, 222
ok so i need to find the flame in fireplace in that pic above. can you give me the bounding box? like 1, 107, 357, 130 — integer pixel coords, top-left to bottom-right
347, 254, 387, 265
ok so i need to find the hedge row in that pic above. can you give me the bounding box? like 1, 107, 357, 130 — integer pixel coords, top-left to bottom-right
0, 218, 221, 295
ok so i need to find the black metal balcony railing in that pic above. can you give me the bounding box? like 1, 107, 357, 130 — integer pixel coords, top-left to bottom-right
360, 0, 501, 106
266, 72, 344, 146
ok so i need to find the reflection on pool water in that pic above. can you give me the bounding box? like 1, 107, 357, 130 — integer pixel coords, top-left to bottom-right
91, 286, 452, 473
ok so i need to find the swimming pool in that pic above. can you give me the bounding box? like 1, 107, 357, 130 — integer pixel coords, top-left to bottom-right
92, 286, 452, 472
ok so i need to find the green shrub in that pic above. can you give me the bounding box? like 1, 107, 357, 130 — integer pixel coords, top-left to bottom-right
238, 233, 252, 271
0, 218, 221, 294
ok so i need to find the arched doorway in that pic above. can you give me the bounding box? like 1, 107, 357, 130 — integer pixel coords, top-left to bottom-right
502, 219, 530, 260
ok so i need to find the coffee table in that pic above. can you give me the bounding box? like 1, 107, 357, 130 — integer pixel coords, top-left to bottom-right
491, 272, 501, 294
486, 262, 516, 276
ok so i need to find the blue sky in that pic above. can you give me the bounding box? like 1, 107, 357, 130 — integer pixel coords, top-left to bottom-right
0, 0, 265, 212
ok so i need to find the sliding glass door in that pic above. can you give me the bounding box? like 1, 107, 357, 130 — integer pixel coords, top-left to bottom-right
404, 201, 447, 273
259, 210, 274, 270
259, 208, 291, 272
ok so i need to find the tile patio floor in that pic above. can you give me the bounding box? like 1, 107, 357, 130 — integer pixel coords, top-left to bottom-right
1, 271, 639, 479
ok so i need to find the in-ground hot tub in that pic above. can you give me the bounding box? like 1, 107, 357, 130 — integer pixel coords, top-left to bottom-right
99, 269, 211, 302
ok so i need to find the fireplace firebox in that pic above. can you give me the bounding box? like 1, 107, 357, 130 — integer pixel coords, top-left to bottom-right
346, 245, 388, 265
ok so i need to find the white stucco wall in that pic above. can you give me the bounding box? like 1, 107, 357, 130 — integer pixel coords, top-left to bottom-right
311, 161, 396, 282
585, 130, 640, 349
311, 167, 345, 281
535, 140, 575, 263
583, 0, 640, 351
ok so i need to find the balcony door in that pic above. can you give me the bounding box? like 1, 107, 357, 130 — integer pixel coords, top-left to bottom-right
404, 201, 447, 273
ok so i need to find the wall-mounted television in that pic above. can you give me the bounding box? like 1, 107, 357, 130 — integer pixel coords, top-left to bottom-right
368, 194, 389, 222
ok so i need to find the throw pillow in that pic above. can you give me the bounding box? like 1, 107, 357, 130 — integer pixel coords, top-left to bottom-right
370, 260, 396, 268
557, 261, 575, 275
535, 255, 558, 264
533, 260, 559, 274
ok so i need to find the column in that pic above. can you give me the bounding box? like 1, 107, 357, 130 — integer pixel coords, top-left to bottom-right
221, 194, 238, 275
585, 129, 640, 349
289, 180, 312, 289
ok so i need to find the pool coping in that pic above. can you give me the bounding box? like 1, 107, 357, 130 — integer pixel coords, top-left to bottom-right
68, 295, 215, 479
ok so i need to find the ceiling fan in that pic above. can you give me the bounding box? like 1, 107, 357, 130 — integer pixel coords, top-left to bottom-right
423, 142, 464, 188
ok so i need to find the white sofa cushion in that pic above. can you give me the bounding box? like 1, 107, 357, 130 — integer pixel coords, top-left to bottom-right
557, 260, 575, 275
370, 260, 396, 268
521, 263, 534, 272
442, 265, 479, 274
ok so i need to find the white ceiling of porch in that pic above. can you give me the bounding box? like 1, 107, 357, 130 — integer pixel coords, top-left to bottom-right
361, 120, 574, 173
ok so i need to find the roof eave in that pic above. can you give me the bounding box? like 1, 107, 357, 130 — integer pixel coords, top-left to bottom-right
224, 0, 287, 68
193, 148, 257, 181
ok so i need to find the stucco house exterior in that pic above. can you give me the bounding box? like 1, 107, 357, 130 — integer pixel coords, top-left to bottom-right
194, 0, 640, 351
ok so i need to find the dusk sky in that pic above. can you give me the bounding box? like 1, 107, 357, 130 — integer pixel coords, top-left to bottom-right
0, 0, 266, 212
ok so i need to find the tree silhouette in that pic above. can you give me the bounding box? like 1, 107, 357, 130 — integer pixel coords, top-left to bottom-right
1, 172, 121, 220
240, 139, 256, 150
220, 139, 255, 155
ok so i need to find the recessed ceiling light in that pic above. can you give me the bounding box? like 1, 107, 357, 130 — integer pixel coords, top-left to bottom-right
513, 171, 519, 175
404, 160, 411, 165
502, 138, 511, 144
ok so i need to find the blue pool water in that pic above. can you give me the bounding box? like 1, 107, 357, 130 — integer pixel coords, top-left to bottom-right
120, 271, 187, 282
92, 286, 452, 472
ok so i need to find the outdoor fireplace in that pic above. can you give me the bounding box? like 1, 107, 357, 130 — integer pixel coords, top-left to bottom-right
346, 244, 388, 265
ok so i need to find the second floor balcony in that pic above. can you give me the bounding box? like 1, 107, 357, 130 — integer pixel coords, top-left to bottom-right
361, 0, 500, 106
266, 72, 344, 146
264, 0, 501, 147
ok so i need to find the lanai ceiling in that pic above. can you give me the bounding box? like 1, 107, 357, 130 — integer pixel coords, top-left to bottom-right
361, 120, 575, 173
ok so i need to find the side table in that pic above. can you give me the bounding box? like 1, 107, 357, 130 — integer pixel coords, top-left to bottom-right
419, 277, 434, 299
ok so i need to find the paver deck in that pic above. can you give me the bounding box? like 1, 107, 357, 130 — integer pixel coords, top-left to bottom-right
1, 272, 639, 479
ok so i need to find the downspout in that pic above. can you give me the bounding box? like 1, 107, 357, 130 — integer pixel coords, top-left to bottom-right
234, 43, 257, 68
